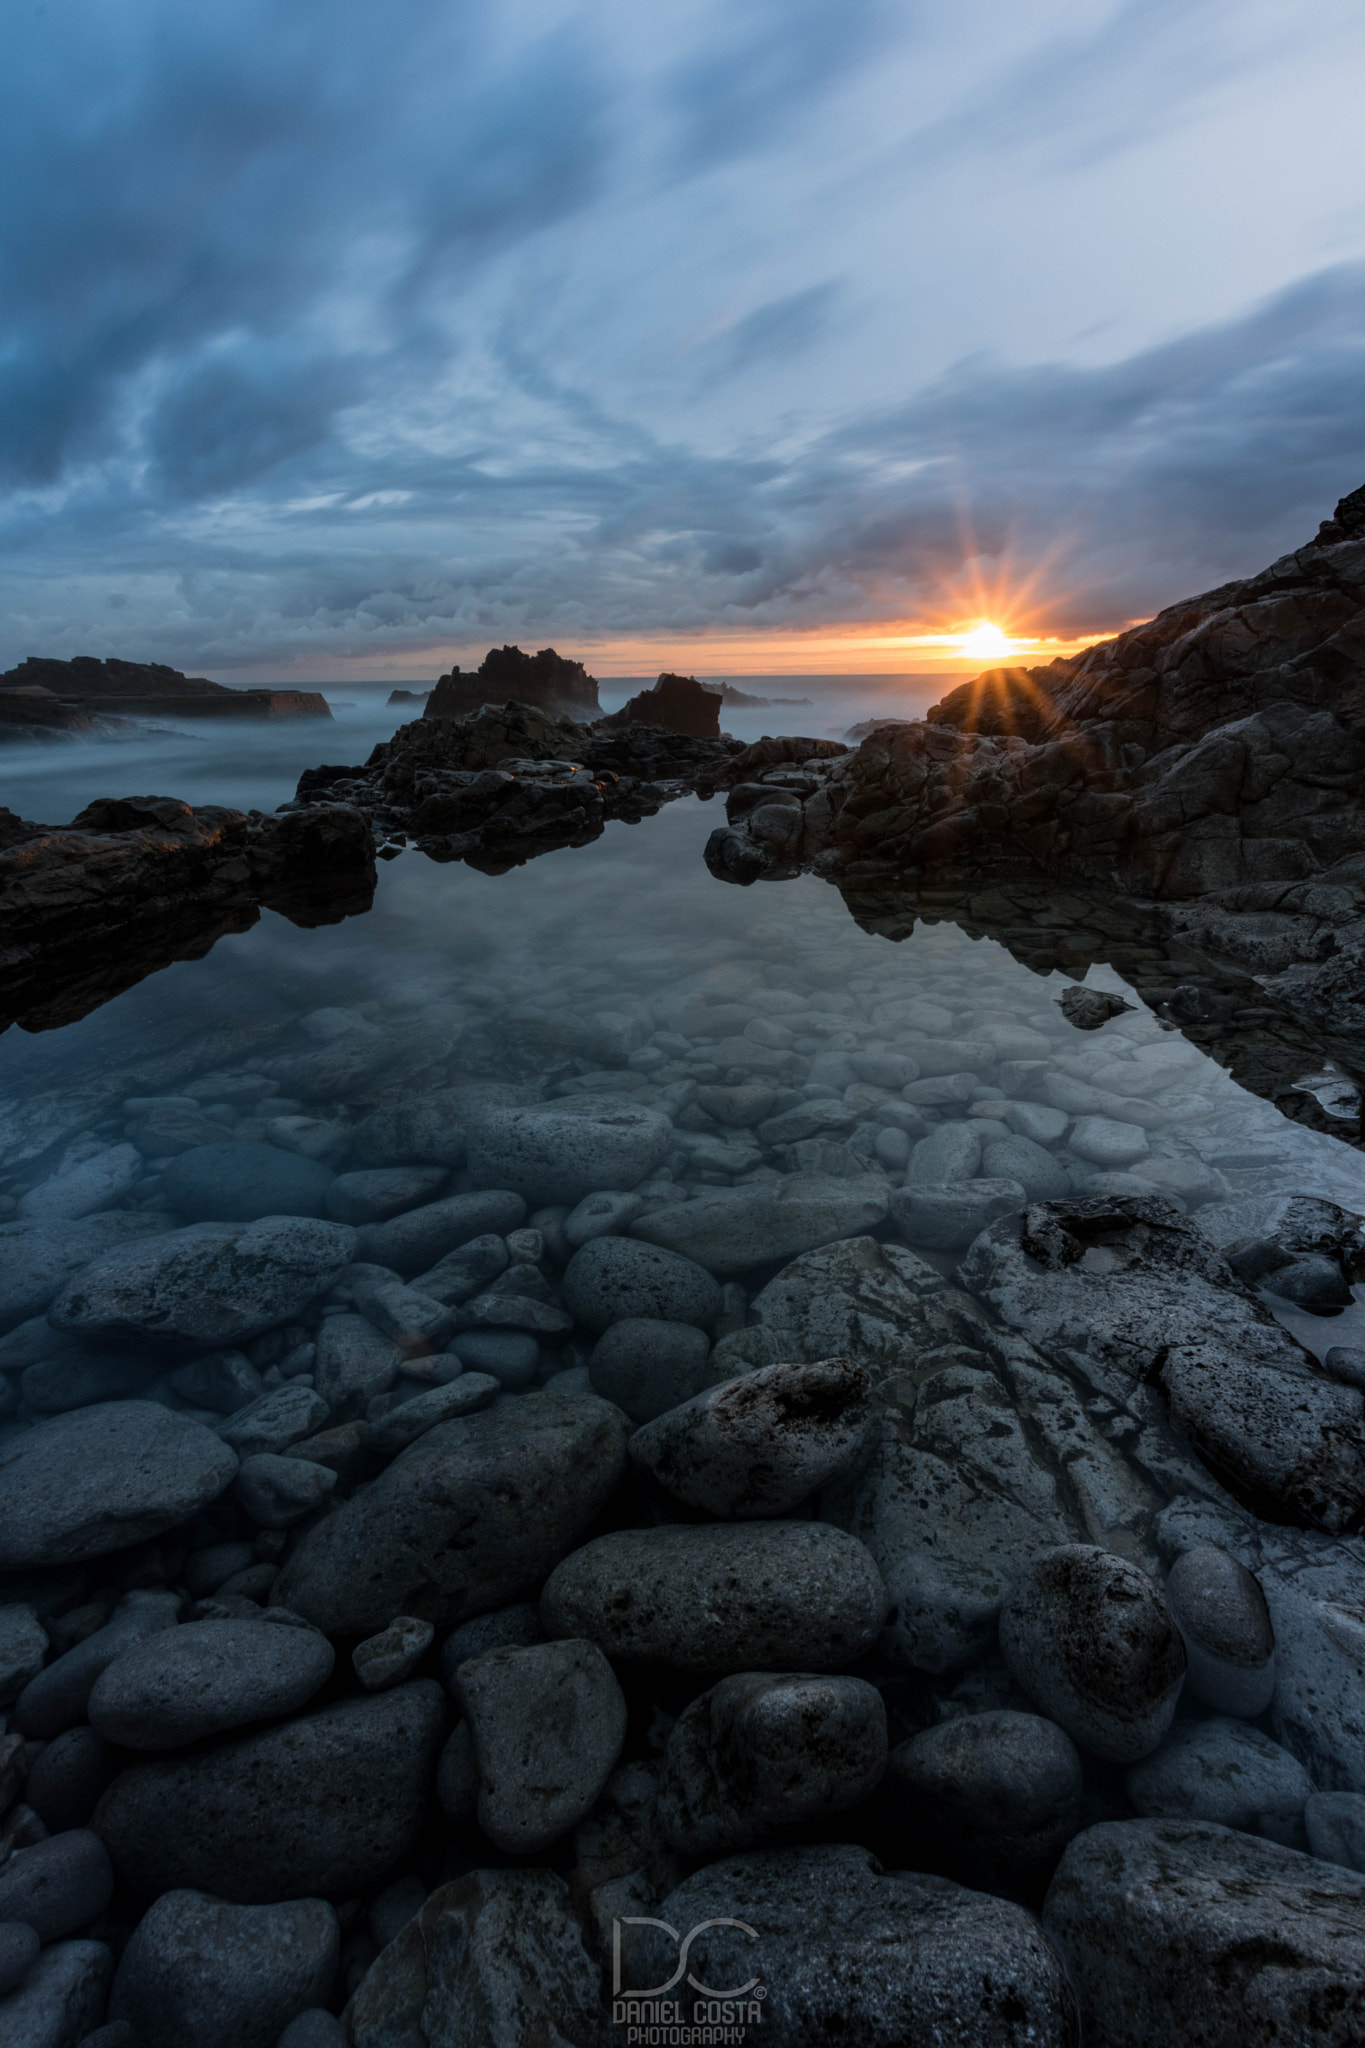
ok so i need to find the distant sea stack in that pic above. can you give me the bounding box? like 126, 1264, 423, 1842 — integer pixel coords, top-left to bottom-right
0, 656, 330, 735
424, 646, 601, 723
603, 672, 723, 739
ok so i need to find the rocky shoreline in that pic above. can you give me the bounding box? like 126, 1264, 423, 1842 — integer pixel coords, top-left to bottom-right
0, 892, 1364, 2042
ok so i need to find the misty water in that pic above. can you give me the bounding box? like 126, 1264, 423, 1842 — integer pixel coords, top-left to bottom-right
3, 680, 1365, 1358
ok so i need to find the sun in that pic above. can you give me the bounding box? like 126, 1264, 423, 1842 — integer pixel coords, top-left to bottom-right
958, 621, 1013, 659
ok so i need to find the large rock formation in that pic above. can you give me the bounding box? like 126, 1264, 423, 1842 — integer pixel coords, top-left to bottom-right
423, 646, 601, 723
602, 672, 723, 738
0, 658, 329, 730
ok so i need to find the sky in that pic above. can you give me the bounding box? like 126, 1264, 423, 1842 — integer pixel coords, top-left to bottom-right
3, 0, 1365, 681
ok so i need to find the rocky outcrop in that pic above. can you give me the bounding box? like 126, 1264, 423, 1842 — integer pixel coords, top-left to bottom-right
0, 658, 329, 728
601, 671, 723, 738
0, 799, 375, 1033
424, 646, 601, 723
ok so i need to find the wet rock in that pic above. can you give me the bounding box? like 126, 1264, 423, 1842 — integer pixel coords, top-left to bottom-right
563, 1190, 644, 1247
1067, 1116, 1149, 1169
312, 1312, 401, 1410
465, 1102, 673, 1207
0, 1921, 39, 1995
891, 1177, 1027, 1251
645, 1844, 1077, 2047
363, 1374, 500, 1454
1126, 1716, 1311, 1845
161, 1143, 335, 1222
629, 1357, 870, 1516
0, 1830, 113, 1943
109, 1889, 339, 2048
1058, 987, 1133, 1030
48, 1217, 356, 1347
726, 1234, 975, 1382
272, 1393, 629, 1635
541, 1521, 886, 1673
0, 1940, 110, 2048
0, 1605, 48, 1706
234, 1452, 338, 1526
87, 1618, 334, 1748
350, 1086, 514, 1169
884, 1710, 1085, 1893
0, 1215, 173, 1338
167, 1349, 263, 1413
658, 1672, 887, 1858
217, 1384, 329, 1457
906, 1124, 982, 1182
961, 1196, 1365, 1536
1165, 1544, 1275, 1715
94, 1680, 445, 1903
455, 1639, 627, 1852
411, 1233, 509, 1305
447, 1331, 537, 1388
15, 1591, 182, 1739
1306, 1791, 1365, 1873
980, 1136, 1071, 1202
23, 1728, 111, 1834
0, 1403, 237, 1568
324, 1167, 447, 1226
1042, 1816, 1365, 2048
1261, 1252, 1355, 1311
352, 1616, 434, 1691
1325, 1346, 1365, 1390
353, 1191, 526, 1274
1004, 1101, 1071, 1144
998, 1546, 1186, 1762
587, 1318, 713, 1421
20, 1345, 162, 1414
344, 1869, 603, 2048
440, 1602, 545, 1682
19, 1144, 142, 1224
629, 1172, 890, 1278
562, 1235, 720, 1333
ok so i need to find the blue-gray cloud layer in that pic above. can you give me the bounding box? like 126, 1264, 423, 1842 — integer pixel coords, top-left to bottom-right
2, 0, 1364, 670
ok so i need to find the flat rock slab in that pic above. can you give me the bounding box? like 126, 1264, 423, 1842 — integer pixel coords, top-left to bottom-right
273, 1393, 629, 1636
95, 1680, 446, 1903
1043, 1817, 1365, 2047
541, 1521, 887, 1673
0, 1403, 238, 1567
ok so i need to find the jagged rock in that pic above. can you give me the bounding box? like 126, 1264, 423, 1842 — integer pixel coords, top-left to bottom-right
424, 645, 601, 722
602, 671, 721, 738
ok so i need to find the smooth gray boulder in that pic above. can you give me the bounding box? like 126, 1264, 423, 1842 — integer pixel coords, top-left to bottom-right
109, 1890, 339, 2048
1125, 1716, 1312, 1846
87, 1619, 335, 1748
0, 1605, 48, 1707
161, 1144, 335, 1223
19, 1144, 142, 1225
354, 1192, 526, 1275
446, 1331, 537, 1387
640, 1844, 1077, 2046
563, 1190, 644, 1247
906, 1123, 983, 1182
272, 1393, 629, 1635
1043, 1817, 1365, 2047
0, 1940, 110, 2048
562, 1235, 720, 1333
980, 1137, 1071, 1202
312, 1313, 402, 1409
0, 1404, 237, 1568
884, 1710, 1086, 1892
0, 1920, 39, 1994
1165, 1544, 1275, 1715
409, 1234, 508, 1305
541, 1522, 887, 1673
999, 1546, 1186, 1762
20, 1346, 162, 1415
350, 1086, 518, 1169
48, 1218, 356, 1347
587, 1318, 714, 1421
629, 1173, 890, 1277
324, 1167, 447, 1226
344, 1870, 603, 2048
891, 1177, 1026, 1251
629, 1356, 870, 1516
0, 1213, 169, 1334
23, 1727, 111, 1835
454, 1639, 627, 1853
234, 1453, 338, 1526
439, 1603, 545, 1684
94, 1680, 445, 1903
724, 1234, 977, 1381
14, 1592, 183, 1739
216, 1384, 329, 1457
0, 1830, 113, 1943
466, 1102, 673, 1206
659, 1672, 887, 1857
